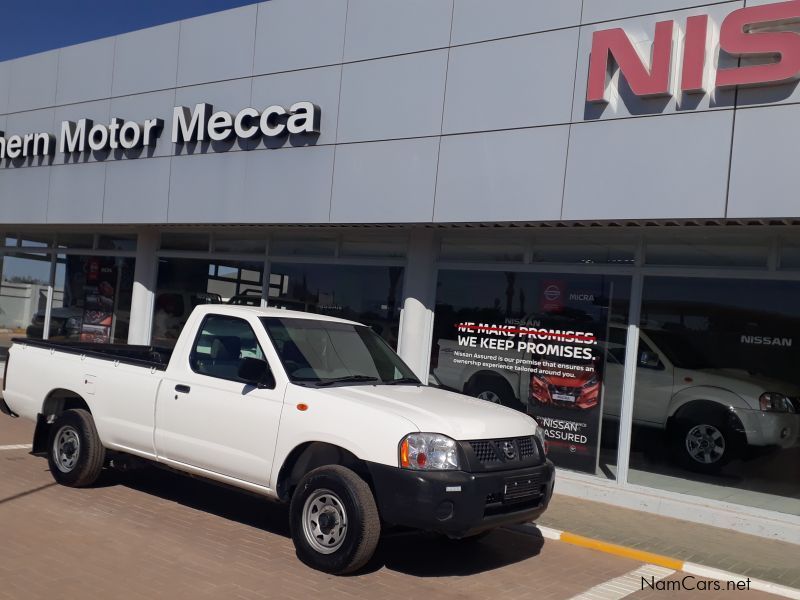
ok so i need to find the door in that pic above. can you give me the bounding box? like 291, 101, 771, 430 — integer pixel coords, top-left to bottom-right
155, 314, 284, 486
601, 328, 674, 425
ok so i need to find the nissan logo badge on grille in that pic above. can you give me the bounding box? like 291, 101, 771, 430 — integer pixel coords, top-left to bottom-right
501, 441, 516, 460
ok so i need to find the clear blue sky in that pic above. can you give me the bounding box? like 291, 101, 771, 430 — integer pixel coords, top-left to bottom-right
0, 0, 262, 62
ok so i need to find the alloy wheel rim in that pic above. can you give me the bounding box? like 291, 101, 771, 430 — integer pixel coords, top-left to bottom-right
477, 391, 501, 404
685, 424, 726, 464
302, 489, 348, 554
53, 426, 81, 473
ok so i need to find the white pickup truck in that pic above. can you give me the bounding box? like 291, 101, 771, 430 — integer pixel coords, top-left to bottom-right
0, 305, 553, 574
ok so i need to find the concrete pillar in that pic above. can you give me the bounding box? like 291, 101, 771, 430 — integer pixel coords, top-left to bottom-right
397, 229, 437, 381
127, 230, 159, 345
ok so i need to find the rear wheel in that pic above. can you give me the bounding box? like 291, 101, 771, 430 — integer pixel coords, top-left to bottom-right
47, 409, 105, 487
289, 465, 380, 574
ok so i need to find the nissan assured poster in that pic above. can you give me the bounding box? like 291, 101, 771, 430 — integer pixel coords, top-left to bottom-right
433, 273, 620, 474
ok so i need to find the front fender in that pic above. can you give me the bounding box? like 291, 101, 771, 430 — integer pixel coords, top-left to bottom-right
668, 386, 751, 417
269, 385, 419, 491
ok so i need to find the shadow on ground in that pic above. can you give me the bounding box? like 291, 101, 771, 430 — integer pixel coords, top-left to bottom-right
370, 527, 544, 577
100, 465, 544, 577
110, 466, 291, 537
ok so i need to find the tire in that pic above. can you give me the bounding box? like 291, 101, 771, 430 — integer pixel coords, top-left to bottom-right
47, 409, 106, 487
671, 414, 738, 474
466, 376, 523, 411
289, 465, 381, 575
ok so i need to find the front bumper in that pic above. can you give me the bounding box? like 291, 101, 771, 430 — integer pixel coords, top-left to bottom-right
733, 407, 800, 448
366, 460, 555, 538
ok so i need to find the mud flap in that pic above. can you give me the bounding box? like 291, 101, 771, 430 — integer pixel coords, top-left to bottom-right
31, 413, 51, 457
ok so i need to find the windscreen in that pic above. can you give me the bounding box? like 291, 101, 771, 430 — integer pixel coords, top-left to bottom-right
261, 317, 419, 386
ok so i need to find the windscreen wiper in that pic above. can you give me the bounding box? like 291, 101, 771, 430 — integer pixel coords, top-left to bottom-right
315, 375, 379, 387
384, 377, 421, 385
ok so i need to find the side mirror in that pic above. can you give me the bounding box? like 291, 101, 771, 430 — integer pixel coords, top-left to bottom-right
238, 357, 276, 389
638, 351, 662, 370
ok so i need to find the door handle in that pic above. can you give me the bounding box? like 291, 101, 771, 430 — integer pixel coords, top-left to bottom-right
175, 384, 191, 394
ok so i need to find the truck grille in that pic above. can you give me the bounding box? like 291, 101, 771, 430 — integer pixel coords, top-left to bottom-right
470, 440, 502, 464
467, 436, 540, 469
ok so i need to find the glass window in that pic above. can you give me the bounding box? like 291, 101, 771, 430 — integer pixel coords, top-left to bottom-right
629, 276, 800, 516
55, 233, 94, 250
97, 234, 136, 252
213, 232, 266, 254
152, 258, 262, 346
339, 236, 406, 258
160, 232, 210, 252
270, 236, 336, 257
190, 314, 267, 383
51, 255, 136, 344
440, 238, 525, 262
646, 234, 768, 267
20, 234, 52, 248
268, 263, 404, 348
0, 252, 51, 358
262, 317, 417, 385
779, 238, 800, 270
531, 242, 636, 265
431, 269, 631, 479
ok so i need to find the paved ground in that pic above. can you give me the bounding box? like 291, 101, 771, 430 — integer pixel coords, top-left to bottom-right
538, 495, 800, 588
0, 416, 788, 600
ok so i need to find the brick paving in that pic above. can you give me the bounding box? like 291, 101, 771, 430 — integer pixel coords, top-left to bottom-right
538, 495, 800, 588
0, 415, 788, 600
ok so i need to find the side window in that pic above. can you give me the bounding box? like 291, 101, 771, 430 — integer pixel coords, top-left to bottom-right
190, 315, 268, 383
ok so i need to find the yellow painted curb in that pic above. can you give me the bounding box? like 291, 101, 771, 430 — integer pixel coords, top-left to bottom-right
559, 531, 684, 571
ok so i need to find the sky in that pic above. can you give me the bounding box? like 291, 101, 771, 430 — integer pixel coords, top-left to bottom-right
0, 0, 262, 62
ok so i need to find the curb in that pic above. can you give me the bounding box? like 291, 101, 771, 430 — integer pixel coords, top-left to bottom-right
532, 525, 800, 600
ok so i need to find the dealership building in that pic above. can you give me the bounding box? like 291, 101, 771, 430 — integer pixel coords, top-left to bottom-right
1, 0, 799, 543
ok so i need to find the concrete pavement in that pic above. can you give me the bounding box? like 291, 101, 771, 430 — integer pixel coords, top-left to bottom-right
0, 415, 788, 600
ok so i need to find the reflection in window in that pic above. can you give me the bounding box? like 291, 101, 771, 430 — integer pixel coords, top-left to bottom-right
0, 253, 51, 358
52, 255, 136, 344
152, 258, 263, 346
629, 277, 800, 516
268, 263, 404, 348
431, 270, 631, 480
190, 314, 266, 383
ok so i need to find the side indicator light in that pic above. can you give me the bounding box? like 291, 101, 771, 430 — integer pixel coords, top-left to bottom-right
400, 439, 410, 468
296, 403, 308, 412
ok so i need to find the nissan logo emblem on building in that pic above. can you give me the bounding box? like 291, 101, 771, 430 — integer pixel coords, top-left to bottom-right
501, 441, 517, 460
544, 285, 561, 302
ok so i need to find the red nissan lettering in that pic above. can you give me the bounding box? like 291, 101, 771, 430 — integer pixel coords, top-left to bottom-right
716, 0, 800, 88
587, 20, 674, 103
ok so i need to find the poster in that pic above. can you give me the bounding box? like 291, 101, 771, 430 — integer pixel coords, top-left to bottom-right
79, 257, 117, 343
443, 278, 613, 474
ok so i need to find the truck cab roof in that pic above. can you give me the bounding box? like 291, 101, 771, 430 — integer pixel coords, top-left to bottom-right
189, 304, 362, 327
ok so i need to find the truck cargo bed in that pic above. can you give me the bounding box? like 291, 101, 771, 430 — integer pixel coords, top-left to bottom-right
11, 338, 173, 370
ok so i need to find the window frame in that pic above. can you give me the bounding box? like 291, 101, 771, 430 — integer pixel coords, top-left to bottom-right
188, 313, 275, 389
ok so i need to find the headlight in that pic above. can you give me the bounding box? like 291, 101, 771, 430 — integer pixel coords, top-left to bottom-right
399, 433, 459, 471
534, 424, 548, 456
759, 393, 795, 414
582, 376, 599, 389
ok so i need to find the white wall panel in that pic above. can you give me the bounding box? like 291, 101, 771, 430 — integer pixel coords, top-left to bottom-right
435, 126, 568, 222
563, 111, 733, 220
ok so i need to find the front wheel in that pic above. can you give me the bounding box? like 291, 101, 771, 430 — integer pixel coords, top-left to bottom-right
671, 415, 738, 474
289, 465, 381, 574
47, 409, 106, 487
